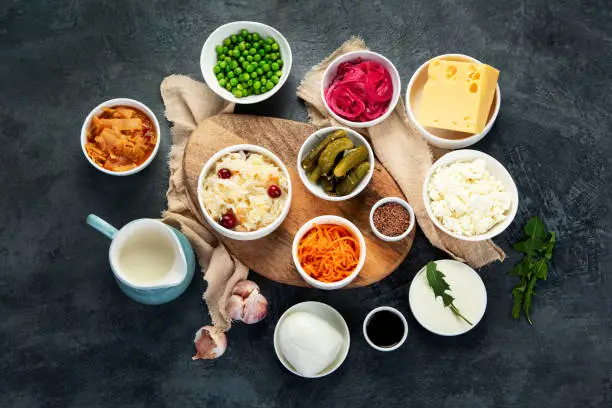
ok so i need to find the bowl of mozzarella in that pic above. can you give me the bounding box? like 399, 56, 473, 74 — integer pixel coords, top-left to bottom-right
197, 144, 292, 241
423, 149, 518, 241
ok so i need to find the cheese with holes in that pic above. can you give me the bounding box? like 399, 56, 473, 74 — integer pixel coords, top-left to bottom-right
417, 59, 499, 134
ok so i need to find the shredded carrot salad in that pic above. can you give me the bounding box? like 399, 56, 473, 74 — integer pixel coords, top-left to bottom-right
297, 224, 360, 283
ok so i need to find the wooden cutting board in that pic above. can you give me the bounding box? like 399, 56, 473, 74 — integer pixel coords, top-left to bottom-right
183, 114, 414, 287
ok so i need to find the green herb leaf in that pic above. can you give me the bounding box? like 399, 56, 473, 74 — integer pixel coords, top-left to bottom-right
426, 261, 473, 326
509, 216, 556, 325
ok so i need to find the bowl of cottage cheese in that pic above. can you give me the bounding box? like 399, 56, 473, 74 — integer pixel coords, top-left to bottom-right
423, 149, 518, 241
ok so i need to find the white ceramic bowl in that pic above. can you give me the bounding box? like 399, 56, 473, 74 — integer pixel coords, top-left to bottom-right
409, 259, 487, 336
321, 50, 401, 128
274, 301, 350, 378
81, 98, 161, 176
196, 144, 292, 241
292, 215, 366, 289
362, 306, 409, 351
369, 197, 415, 242
405, 54, 502, 149
200, 21, 292, 104
297, 126, 375, 201
422, 149, 519, 241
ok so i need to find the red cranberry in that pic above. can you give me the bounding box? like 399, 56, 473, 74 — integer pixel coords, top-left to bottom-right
267, 185, 282, 198
218, 168, 232, 179
220, 213, 236, 229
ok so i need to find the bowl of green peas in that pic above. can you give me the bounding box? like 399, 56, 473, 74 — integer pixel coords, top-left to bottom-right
201, 21, 292, 104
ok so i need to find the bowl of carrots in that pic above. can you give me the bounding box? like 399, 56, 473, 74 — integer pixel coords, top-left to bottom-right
292, 215, 366, 290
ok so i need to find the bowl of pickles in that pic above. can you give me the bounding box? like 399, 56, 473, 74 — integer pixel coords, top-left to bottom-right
297, 127, 375, 201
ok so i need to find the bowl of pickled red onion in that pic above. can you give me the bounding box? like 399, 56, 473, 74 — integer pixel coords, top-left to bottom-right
321, 50, 401, 128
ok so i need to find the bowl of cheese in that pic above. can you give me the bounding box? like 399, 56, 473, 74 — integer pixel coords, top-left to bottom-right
197, 144, 292, 241
423, 149, 518, 241
406, 54, 501, 150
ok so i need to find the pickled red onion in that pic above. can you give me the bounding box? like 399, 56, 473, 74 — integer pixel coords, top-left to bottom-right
325, 59, 393, 122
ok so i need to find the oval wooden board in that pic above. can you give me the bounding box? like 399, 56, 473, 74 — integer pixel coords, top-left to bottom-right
183, 114, 414, 287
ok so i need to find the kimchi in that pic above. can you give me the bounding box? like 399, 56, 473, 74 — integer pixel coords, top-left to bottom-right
85, 106, 157, 172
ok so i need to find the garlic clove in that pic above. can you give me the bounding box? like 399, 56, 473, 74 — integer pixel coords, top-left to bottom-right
192, 326, 227, 360
232, 280, 260, 297
227, 294, 245, 321
241, 291, 269, 324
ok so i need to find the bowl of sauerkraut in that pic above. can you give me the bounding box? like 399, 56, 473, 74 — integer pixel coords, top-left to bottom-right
197, 144, 292, 241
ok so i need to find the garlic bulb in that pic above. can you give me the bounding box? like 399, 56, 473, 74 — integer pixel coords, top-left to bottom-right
226, 280, 268, 324
192, 326, 227, 360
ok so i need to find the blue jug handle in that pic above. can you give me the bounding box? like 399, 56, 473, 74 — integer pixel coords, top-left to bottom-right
87, 214, 119, 240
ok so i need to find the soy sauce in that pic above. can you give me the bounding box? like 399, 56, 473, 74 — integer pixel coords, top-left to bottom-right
366, 310, 405, 347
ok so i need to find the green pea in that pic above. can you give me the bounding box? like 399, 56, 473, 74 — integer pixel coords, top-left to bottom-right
230, 78, 238, 86
242, 61, 249, 69
239, 82, 247, 89
247, 34, 252, 41
215, 45, 223, 54
239, 56, 245, 63
262, 64, 270, 72
272, 43, 279, 51
264, 44, 271, 52
238, 42, 246, 51
217, 61, 225, 69
261, 78, 267, 85
246, 64, 255, 73
230, 34, 238, 43
271, 62, 279, 71
270, 53, 278, 61
222, 46, 228, 53
252, 33, 260, 41
241, 73, 250, 81
249, 48, 256, 55
227, 71, 235, 79
266, 71, 273, 78
234, 67, 243, 75
226, 82, 232, 91
240, 29, 248, 36
213, 65, 221, 74
253, 42, 260, 49
266, 81, 274, 90
266, 37, 274, 44
253, 81, 261, 90
225, 65, 231, 73
254, 54, 262, 62
247, 79, 253, 86
233, 89, 243, 98
256, 68, 264, 75
237, 35, 244, 42
223, 38, 231, 46
230, 60, 238, 69
250, 70, 258, 78
236, 84, 243, 90
271, 75, 279, 84
258, 48, 266, 56
246, 55, 253, 62
243, 88, 250, 97
216, 72, 225, 80
219, 78, 227, 87
234, 50, 241, 57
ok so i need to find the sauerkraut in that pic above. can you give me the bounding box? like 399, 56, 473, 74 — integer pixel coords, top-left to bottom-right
201, 151, 288, 232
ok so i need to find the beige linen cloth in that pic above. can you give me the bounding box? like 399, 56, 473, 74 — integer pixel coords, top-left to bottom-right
160, 37, 504, 333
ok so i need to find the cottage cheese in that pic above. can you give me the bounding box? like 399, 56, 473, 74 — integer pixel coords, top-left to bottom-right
427, 159, 511, 236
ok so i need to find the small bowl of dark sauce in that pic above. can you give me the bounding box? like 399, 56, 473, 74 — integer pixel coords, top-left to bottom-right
363, 306, 408, 351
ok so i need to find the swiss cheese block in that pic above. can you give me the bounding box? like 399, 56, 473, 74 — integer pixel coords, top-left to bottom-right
417, 59, 499, 134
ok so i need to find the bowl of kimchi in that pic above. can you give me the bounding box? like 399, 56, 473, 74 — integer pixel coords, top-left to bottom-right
81, 98, 161, 176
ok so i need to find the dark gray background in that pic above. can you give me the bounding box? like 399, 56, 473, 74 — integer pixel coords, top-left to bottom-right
1, 0, 611, 407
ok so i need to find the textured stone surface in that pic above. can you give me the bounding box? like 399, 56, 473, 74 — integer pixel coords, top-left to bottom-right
1, 1, 611, 407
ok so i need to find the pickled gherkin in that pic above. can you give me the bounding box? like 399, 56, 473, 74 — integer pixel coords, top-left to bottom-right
335, 162, 370, 196
300, 129, 346, 172
333, 145, 368, 177
318, 137, 354, 175
319, 177, 335, 193
308, 166, 322, 183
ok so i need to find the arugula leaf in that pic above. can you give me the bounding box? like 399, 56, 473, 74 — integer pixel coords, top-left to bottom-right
426, 262, 473, 326
509, 216, 556, 325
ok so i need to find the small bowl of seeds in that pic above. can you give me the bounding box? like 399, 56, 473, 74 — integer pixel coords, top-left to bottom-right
369, 197, 415, 242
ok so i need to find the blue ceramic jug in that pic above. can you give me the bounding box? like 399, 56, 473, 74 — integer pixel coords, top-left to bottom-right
87, 214, 195, 305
